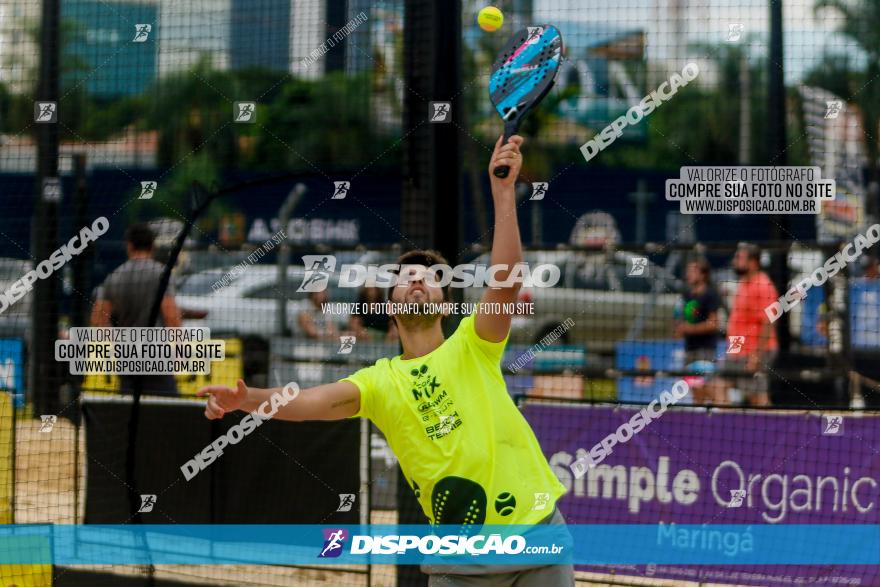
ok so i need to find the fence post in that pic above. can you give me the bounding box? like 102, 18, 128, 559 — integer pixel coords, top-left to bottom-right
31, 0, 62, 417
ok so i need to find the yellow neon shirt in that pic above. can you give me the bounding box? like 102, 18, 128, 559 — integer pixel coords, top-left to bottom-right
341, 313, 566, 525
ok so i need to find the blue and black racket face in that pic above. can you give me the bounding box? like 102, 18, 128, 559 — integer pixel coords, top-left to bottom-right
489, 25, 563, 126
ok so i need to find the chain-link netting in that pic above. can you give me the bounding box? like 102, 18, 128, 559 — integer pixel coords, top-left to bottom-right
0, 0, 879, 585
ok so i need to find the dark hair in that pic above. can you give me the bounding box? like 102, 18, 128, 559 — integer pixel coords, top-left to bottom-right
125, 223, 155, 252
736, 242, 761, 263
387, 249, 451, 302
688, 256, 712, 279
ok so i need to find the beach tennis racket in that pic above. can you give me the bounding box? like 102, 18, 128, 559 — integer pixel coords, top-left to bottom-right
489, 24, 564, 178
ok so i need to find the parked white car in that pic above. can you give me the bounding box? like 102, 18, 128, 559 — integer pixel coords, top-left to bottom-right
463, 250, 683, 352
175, 267, 358, 338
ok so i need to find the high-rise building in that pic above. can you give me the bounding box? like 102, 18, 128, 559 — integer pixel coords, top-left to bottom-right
158, 0, 231, 76
63, 0, 158, 97
230, 0, 291, 71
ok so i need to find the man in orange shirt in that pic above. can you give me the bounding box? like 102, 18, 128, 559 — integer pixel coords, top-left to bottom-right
710, 243, 779, 406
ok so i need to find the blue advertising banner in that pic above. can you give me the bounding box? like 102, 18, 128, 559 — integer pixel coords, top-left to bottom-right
0, 524, 877, 566
851, 279, 880, 349
0, 339, 25, 407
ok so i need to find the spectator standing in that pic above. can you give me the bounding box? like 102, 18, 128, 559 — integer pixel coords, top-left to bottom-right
297, 290, 338, 340
708, 243, 778, 406
91, 223, 181, 396
675, 257, 721, 403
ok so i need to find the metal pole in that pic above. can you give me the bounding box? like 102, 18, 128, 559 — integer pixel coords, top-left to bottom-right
739, 51, 751, 165
277, 184, 306, 337
69, 153, 90, 426
399, 3, 461, 584
768, 0, 791, 355
71, 154, 91, 330
31, 0, 62, 417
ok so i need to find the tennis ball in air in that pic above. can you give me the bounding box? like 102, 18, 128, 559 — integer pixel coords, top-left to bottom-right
478, 6, 504, 32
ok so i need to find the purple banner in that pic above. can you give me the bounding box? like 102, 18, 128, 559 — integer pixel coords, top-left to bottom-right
524, 402, 880, 586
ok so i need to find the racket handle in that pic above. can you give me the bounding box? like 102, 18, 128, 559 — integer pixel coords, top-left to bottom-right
492, 122, 518, 178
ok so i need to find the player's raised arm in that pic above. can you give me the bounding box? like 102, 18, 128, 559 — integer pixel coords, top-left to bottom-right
197, 379, 360, 422
477, 134, 525, 343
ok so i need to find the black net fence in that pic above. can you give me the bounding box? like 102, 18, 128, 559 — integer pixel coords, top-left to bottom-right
0, 0, 879, 585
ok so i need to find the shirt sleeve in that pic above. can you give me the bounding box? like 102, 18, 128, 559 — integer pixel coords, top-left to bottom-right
339, 362, 382, 420
457, 312, 509, 365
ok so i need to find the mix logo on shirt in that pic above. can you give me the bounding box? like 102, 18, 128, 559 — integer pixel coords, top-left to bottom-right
411, 364, 463, 441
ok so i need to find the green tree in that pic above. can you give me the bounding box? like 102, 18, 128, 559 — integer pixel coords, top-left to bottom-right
814, 0, 880, 214
124, 151, 230, 234
250, 72, 391, 172
144, 56, 239, 169
593, 43, 794, 169
803, 51, 857, 99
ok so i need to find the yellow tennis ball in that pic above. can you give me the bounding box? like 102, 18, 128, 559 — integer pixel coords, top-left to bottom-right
478, 6, 503, 32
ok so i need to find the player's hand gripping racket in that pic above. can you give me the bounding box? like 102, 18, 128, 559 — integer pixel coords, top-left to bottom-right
489, 24, 563, 178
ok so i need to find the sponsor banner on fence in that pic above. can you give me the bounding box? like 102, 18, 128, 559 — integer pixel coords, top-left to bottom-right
81, 338, 243, 395
524, 402, 880, 586
0, 339, 24, 407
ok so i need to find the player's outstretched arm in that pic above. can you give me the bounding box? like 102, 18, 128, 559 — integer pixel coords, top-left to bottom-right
197, 379, 360, 422
477, 134, 525, 343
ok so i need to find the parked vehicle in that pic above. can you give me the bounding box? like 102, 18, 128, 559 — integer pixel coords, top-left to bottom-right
0, 258, 32, 341
176, 267, 356, 337
463, 250, 683, 352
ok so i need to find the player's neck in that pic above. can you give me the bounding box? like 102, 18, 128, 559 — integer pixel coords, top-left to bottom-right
399, 323, 445, 360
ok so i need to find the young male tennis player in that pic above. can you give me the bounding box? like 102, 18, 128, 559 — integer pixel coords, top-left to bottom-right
198, 135, 574, 586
